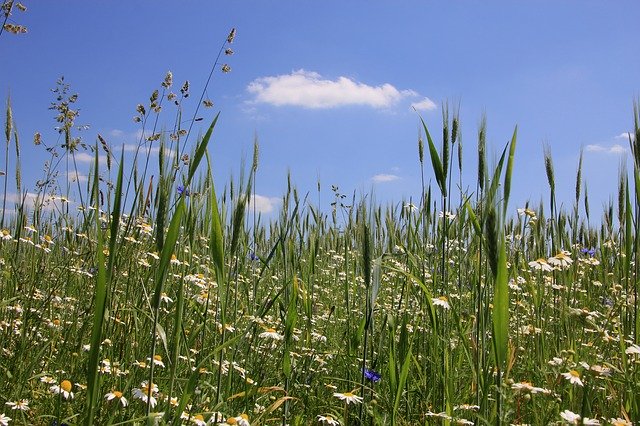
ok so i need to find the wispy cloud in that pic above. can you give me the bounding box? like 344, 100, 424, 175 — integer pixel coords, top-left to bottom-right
615, 132, 635, 141
66, 170, 88, 183
248, 194, 280, 214
4, 192, 75, 211
72, 152, 110, 164
411, 97, 437, 111
372, 173, 400, 183
247, 69, 430, 110
585, 144, 627, 154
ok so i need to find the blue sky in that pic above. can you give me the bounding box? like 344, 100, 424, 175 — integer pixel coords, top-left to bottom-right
1, 1, 639, 217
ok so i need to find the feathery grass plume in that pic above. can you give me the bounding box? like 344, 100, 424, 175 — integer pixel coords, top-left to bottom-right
2, 95, 11, 228
442, 102, 450, 183
478, 113, 487, 191
13, 120, 20, 197
543, 144, 555, 195
575, 148, 583, 205
418, 135, 424, 164
618, 161, 627, 226
584, 183, 590, 222
456, 121, 462, 173
97, 134, 111, 171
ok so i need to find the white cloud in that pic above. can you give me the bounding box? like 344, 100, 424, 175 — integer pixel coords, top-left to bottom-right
615, 132, 635, 141
248, 194, 280, 214
4, 192, 75, 211
67, 171, 88, 183
585, 144, 627, 154
372, 173, 400, 183
247, 69, 419, 109
72, 152, 110, 164
411, 97, 437, 111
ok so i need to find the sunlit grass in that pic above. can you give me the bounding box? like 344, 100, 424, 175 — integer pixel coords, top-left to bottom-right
1, 32, 640, 426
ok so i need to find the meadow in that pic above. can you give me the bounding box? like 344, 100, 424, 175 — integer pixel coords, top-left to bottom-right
1, 29, 640, 426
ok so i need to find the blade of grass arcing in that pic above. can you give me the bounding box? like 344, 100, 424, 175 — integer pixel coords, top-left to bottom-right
146, 115, 219, 422
419, 116, 446, 198
502, 126, 518, 217
85, 144, 109, 425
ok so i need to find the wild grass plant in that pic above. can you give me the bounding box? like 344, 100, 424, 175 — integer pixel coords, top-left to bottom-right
1, 31, 640, 426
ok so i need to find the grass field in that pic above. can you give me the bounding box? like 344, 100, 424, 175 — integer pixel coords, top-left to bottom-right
1, 33, 640, 426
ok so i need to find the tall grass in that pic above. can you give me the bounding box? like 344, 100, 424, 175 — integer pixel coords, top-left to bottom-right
1, 64, 640, 426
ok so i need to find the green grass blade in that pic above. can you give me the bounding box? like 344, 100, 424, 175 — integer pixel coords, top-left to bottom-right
502, 126, 517, 216
85, 145, 108, 425
420, 116, 446, 197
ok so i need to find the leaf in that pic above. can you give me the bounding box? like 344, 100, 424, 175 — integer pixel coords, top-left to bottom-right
420, 116, 446, 197
503, 125, 517, 216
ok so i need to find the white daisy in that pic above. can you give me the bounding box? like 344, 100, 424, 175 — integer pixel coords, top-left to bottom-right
333, 392, 363, 404
561, 370, 584, 386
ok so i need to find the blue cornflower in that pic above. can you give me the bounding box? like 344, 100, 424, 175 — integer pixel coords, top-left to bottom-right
177, 185, 190, 197
249, 252, 259, 261
363, 368, 381, 383
581, 247, 596, 257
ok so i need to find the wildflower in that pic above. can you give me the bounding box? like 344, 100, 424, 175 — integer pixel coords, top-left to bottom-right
1, 229, 11, 241
151, 355, 165, 368
517, 207, 537, 220
510, 381, 550, 394
438, 211, 456, 220
561, 370, 583, 386
609, 418, 632, 426
432, 296, 450, 309
528, 258, 553, 272
363, 368, 381, 383
50, 380, 74, 399
583, 418, 600, 425
548, 251, 573, 269
132, 381, 158, 407
625, 344, 640, 355
190, 414, 207, 426
160, 292, 173, 304
226, 413, 250, 425
581, 247, 596, 257
259, 328, 284, 340
560, 409, 581, 424
5, 399, 29, 411
177, 185, 190, 196
105, 390, 128, 407
0, 414, 10, 426
317, 414, 339, 425
333, 392, 363, 404
546, 357, 563, 367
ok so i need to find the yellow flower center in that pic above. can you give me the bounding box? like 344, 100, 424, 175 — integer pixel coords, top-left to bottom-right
569, 370, 580, 378
154, 355, 162, 361
240, 414, 249, 420
266, 328, 276, 333
438, 296, 448, 302
61, 380, 72, 392
194, 414, 204, 421
343, 392, 354, 397
112, 391, 123, 398
227, 419, 238, 425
